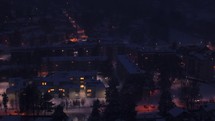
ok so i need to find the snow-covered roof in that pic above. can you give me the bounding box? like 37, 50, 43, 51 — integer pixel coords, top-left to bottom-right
43, 71, 97, 85
203, 103, 215, 111
189, 52, 208, 60
85, 79, 105, 88
117, 55, 145, 74
169, 29, 202, 46
168, 107, 186, 117
43, 56, 107, 62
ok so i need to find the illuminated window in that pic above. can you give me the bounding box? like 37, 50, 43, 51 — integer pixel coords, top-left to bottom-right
80, 85, 84, 88
11, 83, 15, 86
42, 82, 47, 86
48, 89, 54, 93
59, 88, 65, 92
80, 77, 85, 80
87, 89, 92, 93
87, 93, 92, 97
70, 38, 78, 42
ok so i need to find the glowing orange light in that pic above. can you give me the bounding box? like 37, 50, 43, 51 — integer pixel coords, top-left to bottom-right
70, 38, 78, 42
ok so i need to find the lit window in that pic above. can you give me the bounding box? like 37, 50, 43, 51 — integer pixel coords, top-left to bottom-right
59, 88, 65, 92
80, 85, 84, 88
87, 89, 92, 93
87, 93, 91, 97
80, 77, 85, 80
42, 82, 47, 86
70, 37, 78, 42
50, 89, 54, 91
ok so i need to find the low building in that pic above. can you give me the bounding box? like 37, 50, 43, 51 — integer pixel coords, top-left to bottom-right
85, 79, 105, 98
116, 55, 145, 84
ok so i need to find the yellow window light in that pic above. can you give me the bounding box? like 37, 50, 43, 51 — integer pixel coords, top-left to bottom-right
42, 82, 47, 86
80, 77, 85, 80
80, 85, 84, 88
59, 88, 65, 92
87, 89, 92, 93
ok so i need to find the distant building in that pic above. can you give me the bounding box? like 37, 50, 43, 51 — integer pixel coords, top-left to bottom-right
116, 55, 145, 86
184, 52, 214, 82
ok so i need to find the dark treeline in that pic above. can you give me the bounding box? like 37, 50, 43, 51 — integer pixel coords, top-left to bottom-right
73, 0, 215, 41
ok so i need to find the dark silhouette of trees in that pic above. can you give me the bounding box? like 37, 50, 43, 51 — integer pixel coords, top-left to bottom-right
103, 74, 120, 121
180, 80, 201, 110
158, 72, 172, 91
88, 99, 101, 121
19, 83, 41, 115
119, 93, 137, 121
158, 90, 175, 116
40, 92, 53, 115
2, 92, 8, 113
52, 105, 68, 121
116, 74, 145, 121
105, 74, 119, 103
157, 69, 175, 116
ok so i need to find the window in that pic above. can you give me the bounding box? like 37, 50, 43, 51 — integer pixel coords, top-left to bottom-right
80, 85, 84, 88
42, 82, 47, 86
59, 88, 65, 92
87, 89, 92, 93
48, 89, 54, 93
80, 77, 85, 80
